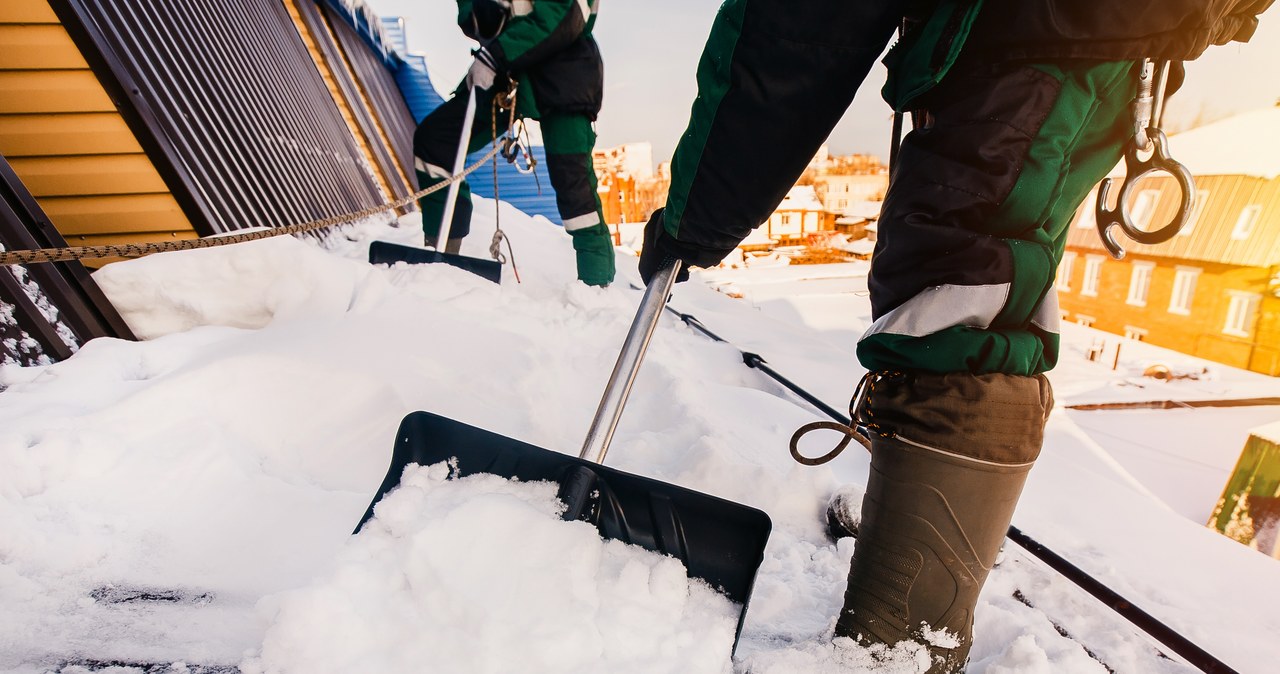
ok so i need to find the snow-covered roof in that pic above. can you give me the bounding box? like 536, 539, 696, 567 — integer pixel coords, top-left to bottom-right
776, 185, 827, 212
1252, 420, 1280, 445
838, 200, 883, 220
1113, 105, 1280, 180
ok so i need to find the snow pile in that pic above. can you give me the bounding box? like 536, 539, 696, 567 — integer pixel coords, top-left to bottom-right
2, 197, 1279, 673
244, 463, 739, 674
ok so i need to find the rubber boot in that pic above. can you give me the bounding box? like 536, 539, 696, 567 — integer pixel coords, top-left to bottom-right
569, 222, 616, 287
834, 371, 1053, 673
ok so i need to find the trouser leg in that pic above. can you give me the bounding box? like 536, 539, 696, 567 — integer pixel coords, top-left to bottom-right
835, 60, 1137, 672
541, 112, 614, 287
412, 86, 494, 249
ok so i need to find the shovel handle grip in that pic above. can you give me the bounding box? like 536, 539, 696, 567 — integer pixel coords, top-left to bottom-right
579, 260, 683, 463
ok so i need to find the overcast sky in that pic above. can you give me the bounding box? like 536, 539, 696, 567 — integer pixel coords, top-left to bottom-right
366, 0, 1280, 165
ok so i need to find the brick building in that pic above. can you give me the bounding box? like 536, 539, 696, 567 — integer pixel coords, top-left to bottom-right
1057, 105, 1280, 376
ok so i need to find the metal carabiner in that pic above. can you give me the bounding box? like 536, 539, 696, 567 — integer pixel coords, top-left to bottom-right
1095, 129, 1195, 259
1094, 59, 1196, 260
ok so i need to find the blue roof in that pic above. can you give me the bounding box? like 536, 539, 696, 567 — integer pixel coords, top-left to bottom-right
467, 145, 563, 225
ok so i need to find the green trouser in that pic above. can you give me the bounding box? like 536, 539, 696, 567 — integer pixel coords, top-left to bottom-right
411, 86, 614, 286
857, 60, 1139, 376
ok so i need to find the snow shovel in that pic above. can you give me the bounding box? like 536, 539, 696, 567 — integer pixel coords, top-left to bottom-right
369, 86, 502, 283
355, 260, 772, 651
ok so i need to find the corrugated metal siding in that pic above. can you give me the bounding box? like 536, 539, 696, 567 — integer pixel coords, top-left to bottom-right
319, 2, 417, 189
394, 53, 445, 121
1066, 174, 1280, 268
290, 0, 409, 200
468, 145, 563, 225
0, 0, 196, 253
50, 0, 390, 236
1, 153, 134, 367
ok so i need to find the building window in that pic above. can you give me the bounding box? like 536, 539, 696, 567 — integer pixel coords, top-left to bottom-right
1168, 267, 1200, 315
1130, 189, 1161, 229
1179, 190, 1210, 236
1124, 326, 1148, 341
1231, 204, 1262, 240
1126, 262, 1154, 306
1082, 256, 1104, 297
1223, 292, 1261, 337
1057, 252, 1077, 291
781, 213, 792, 226
1076, 314, 1096, 328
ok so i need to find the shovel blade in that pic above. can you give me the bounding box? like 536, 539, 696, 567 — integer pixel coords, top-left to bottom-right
369, 240, 502, 283
356, 412, 772, 645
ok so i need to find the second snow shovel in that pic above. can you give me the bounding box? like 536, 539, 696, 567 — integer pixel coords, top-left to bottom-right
355, 260, 772, 651
369, 86, 502, 283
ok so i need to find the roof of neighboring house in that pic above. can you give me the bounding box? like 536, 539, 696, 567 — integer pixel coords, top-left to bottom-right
776, 185, 828, 212
1155, 105, 1280, 181
1252, 420, 1280, 445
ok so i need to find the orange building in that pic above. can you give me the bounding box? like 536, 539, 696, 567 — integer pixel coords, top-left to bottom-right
1057, 106, 1280, 376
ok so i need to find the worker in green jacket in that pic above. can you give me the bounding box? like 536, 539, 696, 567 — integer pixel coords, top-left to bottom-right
412, 0, 614, 287
638, 0, 1269, 671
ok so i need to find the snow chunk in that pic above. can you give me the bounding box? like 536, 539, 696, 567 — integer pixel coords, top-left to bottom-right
242, 463, 739, 673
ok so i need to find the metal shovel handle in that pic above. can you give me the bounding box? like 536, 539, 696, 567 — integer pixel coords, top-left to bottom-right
579, 260, 683, 463
436, 86, 479, 247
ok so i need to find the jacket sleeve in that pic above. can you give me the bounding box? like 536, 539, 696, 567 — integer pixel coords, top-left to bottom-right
459, 0, 590, 74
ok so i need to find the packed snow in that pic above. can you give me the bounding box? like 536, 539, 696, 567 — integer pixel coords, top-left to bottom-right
2, 199, 1279, 673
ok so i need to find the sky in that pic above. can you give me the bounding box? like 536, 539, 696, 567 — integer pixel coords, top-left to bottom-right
366, 0, 1280, 166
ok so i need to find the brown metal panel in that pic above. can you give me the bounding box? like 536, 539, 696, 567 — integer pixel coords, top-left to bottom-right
0, 70, 114, 113
50, 0, 388, 238
0, 153, 135, 360
0, 24, 88, 69
7, 154, 169, 196
0, 0, 60, 24
319, 1, 417, 193
0, 112, 143, 156
40, 193, 191, 235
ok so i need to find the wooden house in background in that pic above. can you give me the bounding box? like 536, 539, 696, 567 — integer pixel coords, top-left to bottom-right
1057, 105, 1280, 376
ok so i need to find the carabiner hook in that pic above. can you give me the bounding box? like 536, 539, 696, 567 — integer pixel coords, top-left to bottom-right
1095, 128, 1195, 260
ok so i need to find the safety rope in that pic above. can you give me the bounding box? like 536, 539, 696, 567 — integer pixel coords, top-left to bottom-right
0, 144, 505, 267
488, 89, 521, 282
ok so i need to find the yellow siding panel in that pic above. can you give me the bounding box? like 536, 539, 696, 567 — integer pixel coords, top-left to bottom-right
0, 113, 143, 156
0, 70, 115, 113
39, 194, 194, 236
0, 24, 88, 69
0, 0, 60, 24
8, 154, 169, 197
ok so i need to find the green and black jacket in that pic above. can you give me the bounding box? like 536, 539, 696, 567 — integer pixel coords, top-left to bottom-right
456, 0, 604, 119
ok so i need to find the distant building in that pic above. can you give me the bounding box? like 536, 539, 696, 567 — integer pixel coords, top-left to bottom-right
814, 174, 889, 213
1057, 105, 1280, 377
594, 143, 667, 231
743, 185, 838, 250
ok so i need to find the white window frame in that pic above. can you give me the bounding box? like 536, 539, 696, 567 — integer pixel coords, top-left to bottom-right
1168, 266, 1200, 315
1223, 291, 1261, 337
1126, 262, 1154, 307
1057, 251, 1077, 291
1123, 326, 1148, 341
1130, 189, 1161, 230
1075, 314, 1096, 328
1082, 255, 1105, 297
780, 213, 793, 226
1231, 204, 1262, 241
1179, 189, 1210, 236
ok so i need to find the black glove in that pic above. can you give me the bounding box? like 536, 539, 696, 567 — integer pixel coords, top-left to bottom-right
637, 208, 731, 286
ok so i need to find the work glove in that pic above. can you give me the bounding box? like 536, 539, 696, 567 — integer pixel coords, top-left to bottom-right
638, 207, 731, 286
465, 47, 500, 90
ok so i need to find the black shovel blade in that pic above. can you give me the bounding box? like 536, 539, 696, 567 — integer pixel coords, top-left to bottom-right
356, 411, 772, 646
369, 240, 502, 283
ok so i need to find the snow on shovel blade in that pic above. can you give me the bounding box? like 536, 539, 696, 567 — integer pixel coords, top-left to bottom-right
369, 240, 502, 283
354, 411, 772, 648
